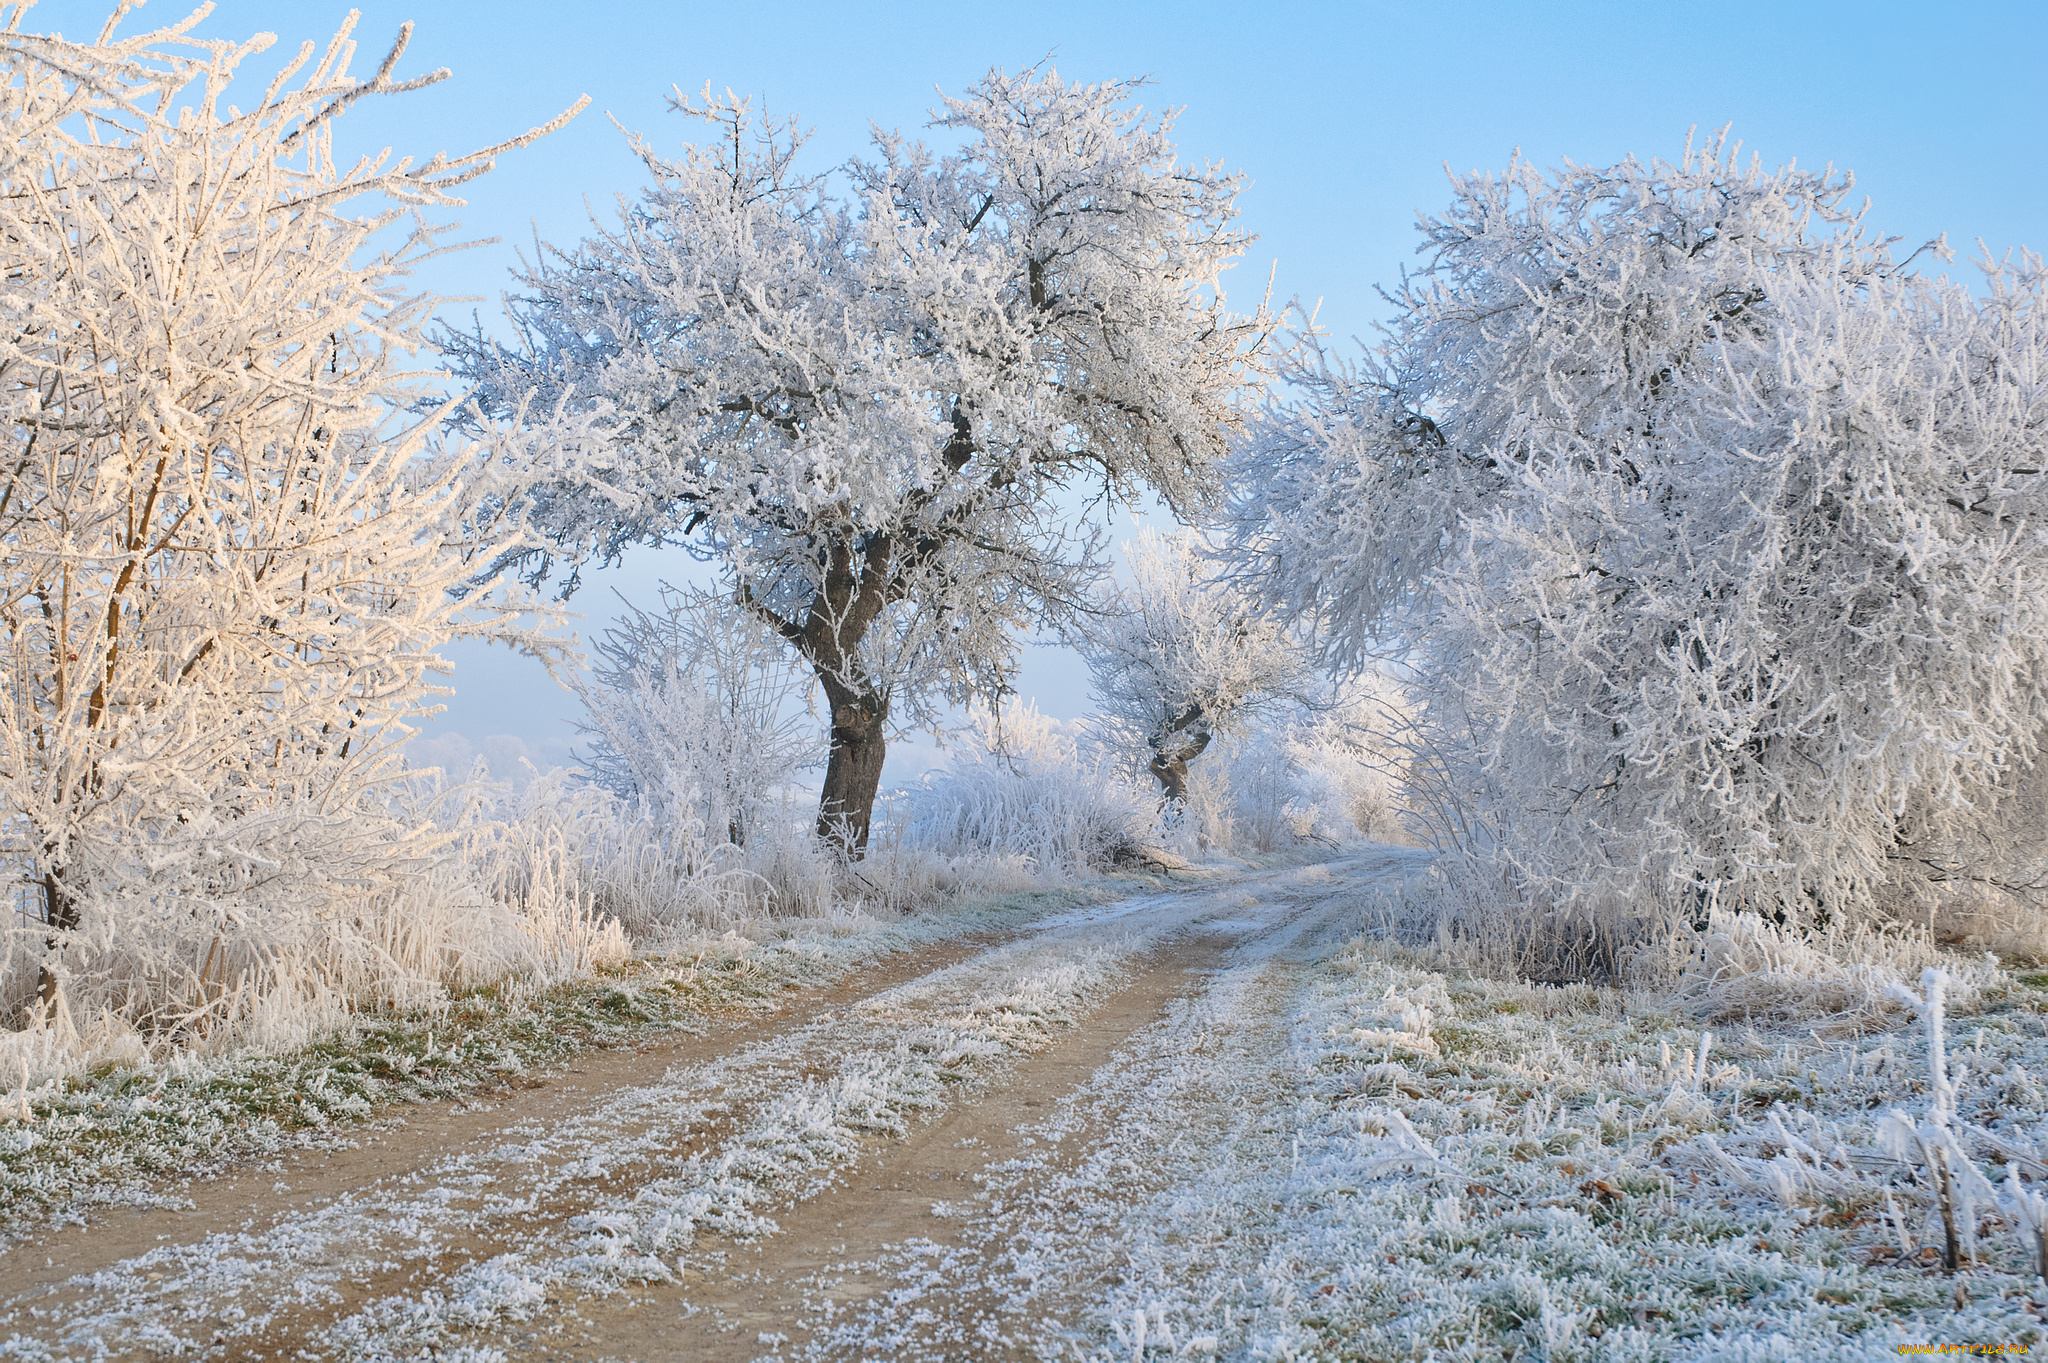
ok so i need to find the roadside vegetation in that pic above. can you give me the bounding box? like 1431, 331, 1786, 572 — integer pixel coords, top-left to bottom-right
988, 917, 2048, 1360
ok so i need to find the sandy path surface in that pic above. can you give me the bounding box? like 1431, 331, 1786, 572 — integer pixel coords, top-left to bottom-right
539, 935, 1233, 1361
0, 848, 1428, 1362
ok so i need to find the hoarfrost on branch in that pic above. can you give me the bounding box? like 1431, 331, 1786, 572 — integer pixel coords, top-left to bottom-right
0, 6, 581, 1018
1229, 131, 2048, 940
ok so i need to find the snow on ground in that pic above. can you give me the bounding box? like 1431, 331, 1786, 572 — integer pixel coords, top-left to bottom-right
1044, 951, 2044, 1359
0, 885, 1123, 1226
0, 875, 1262, 1359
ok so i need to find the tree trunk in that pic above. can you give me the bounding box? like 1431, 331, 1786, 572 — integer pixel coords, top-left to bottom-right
1148, 727, 1213, 806
817, 683, 888, 855
36, 861, 78, 1016
766, 413, 980, 861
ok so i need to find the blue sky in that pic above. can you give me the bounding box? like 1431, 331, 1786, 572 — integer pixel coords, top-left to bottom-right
34, 0, 2044, 781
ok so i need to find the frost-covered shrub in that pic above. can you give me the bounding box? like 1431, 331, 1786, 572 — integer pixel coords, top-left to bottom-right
577, 585, 819, 855
0, 12, 579, 1031
1284, 681, 1412, 845
1668, 908, 2000, 1027
0, 772, 632, 1067
457, 767, 836, 943
1232, 132, 2048, 955
897, 702, 1152, 876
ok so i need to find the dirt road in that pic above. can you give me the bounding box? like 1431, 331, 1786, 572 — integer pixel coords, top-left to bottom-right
0, 847, 1428, 1361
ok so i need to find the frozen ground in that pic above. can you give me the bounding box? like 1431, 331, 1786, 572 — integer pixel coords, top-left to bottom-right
3, 848, 2046, 1360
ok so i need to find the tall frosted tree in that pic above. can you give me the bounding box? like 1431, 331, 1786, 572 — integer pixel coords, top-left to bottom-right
1231, 134, 2048, 946
0, 8, 579, 1014
449, 71, 1269, 852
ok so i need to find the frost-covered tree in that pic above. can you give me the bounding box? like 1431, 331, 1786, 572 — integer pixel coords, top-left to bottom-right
0, 8, 579, 1012
448, 71, 1269, 852
1230, 132, 2048, 941
1083, 529, 1308, 805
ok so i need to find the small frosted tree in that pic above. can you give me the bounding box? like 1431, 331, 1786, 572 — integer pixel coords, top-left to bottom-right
1230, 132, 2048, 944
0, 8, 579, 1015
1082, 529, 1309, 805
447, 71, 1269, 853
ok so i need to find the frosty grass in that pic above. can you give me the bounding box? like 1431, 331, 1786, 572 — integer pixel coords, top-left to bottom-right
768, 878, 2046, 1358
1084, 947, 2048, 1359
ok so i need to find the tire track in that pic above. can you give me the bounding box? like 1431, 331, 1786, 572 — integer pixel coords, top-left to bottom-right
518, 930, 1249, 1360
780, 856, 1390, 1361
446, 852, 1416, 1361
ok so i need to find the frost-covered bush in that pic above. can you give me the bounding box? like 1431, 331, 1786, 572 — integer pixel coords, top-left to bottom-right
1669, 908, 2000, 1028
1284, 680, 1411, 845
577, 585, 818, 854
0, 12, 580, 1030
1231, 132, 2048, 956
0, 770, 633, 1069
896, 702, 1152, 876
455, 767, 836, 943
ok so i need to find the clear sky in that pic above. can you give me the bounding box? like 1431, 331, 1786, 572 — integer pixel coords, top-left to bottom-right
29, 0, 2044, 783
